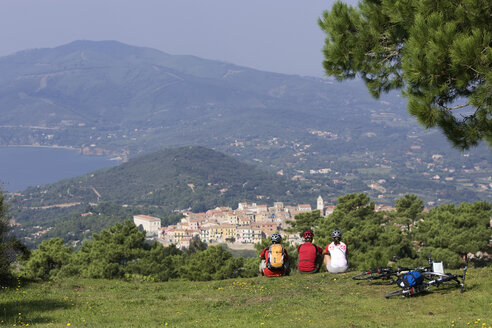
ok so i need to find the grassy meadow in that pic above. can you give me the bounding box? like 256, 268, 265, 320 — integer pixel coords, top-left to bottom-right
0, 267, 490, 328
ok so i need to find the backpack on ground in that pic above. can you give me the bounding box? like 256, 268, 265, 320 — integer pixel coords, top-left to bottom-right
397, 270, 424, 288
266, 244, 285, 271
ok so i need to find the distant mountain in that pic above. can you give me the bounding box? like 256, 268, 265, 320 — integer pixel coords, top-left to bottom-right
0, 40, 400, 161
1, 40, 491, 206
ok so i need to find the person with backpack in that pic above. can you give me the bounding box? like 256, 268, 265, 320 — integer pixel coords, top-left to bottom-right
323, 229, 348, 273
259, 233, 289, 277
297, 229, 323, 274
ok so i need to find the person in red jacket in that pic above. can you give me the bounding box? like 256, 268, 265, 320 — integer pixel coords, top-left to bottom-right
259, 233, 289, 277
297, 229, 323, 274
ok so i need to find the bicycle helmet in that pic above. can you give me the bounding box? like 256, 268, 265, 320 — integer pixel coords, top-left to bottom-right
302, 229, 314, 241
331, 229, 342, 238
271, 233, 282, 244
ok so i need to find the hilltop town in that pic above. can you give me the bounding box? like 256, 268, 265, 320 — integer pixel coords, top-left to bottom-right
134, 196, 395, 249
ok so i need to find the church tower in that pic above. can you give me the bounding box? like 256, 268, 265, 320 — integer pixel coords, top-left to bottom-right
317, 195, 324, 216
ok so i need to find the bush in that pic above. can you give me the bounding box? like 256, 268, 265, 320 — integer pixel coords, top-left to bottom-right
22, 238, 72, 280
179, 246, 244, 281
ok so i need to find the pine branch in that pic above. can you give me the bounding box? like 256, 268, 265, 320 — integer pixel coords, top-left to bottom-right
444, 103, 470, 111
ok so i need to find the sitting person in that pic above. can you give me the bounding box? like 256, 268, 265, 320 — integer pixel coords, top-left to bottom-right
259, 233, 289, 277
323, 229, 348, 273
297, 229, 323, 274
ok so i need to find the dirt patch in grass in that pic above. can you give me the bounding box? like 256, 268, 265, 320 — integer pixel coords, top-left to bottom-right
245, 295, 273, 303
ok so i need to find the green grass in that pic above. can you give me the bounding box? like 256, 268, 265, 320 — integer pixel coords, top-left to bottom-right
1, 267, 491, 327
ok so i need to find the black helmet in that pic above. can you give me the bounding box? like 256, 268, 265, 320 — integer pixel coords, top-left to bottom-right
271, 233, 282, 244
331, 229, 342, 238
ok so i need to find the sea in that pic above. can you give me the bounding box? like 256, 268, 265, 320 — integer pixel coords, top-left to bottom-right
0, 146, 119, 192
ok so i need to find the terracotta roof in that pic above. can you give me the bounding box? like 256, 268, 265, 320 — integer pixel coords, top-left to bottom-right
134, 215, 161, 222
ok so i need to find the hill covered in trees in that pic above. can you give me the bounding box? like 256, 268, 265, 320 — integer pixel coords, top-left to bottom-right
14, 146, 321, 210
9, 146, 326, 246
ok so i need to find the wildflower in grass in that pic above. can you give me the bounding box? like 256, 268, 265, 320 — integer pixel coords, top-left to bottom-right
67, 323, 71, 326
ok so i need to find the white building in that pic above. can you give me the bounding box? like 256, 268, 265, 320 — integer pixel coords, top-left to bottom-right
133, 215, 161, 236
317, 195, 324, 211
237, 226, 253, 243
298, 204, 312, 212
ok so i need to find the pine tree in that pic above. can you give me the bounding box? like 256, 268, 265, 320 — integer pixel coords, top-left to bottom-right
395, 194, 424, 232
0, 192, 10, 280
319, 0, 492, 149
286, 210, 322, 236
414, 201, 491, 267
0, 192, 30, 281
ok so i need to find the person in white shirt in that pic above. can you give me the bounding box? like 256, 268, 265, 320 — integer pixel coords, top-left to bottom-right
322, 229, 348, 273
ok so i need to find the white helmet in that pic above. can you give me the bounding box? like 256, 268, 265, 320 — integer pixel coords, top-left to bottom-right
331, 229, 342, 238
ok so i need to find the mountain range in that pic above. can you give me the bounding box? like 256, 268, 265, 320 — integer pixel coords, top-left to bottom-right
1, 40, 491, 207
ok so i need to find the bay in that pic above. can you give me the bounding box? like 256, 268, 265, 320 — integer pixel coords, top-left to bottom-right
0, 146, 119, 192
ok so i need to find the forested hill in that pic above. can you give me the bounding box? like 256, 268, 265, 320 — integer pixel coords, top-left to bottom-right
14, 146, 322, 214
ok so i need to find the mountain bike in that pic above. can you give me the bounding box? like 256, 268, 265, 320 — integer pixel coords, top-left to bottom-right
385, 258, 468, 298
353, 255, 434, 283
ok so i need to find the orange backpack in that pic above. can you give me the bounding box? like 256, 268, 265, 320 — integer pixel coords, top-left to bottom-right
267, 244, 285, 271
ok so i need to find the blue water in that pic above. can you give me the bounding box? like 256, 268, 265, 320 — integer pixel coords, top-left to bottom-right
0, 147, 119, 192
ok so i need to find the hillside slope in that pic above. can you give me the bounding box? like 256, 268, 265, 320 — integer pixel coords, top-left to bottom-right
2, 268, 490, 327
14, 146, 323, 216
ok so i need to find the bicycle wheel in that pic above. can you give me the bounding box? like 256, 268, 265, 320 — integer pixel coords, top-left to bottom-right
353, 272, 376, 280
385, 289, 406, 298
421, 272, 440, 280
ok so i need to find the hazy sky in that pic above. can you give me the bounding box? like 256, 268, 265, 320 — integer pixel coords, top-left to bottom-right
0, 0, 358, 77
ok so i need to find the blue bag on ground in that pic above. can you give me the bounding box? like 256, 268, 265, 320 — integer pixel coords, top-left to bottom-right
397, 271, 424, 288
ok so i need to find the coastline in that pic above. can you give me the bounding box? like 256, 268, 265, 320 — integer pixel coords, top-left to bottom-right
1, 144, 77, 150
0, 146, 119, 192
